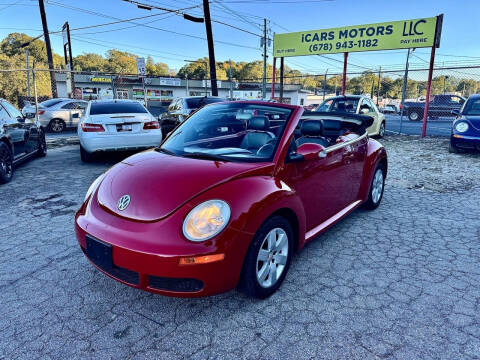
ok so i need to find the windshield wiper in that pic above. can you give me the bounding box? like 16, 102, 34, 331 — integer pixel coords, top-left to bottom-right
182, 152, 229, 161
155, 147, 176, 156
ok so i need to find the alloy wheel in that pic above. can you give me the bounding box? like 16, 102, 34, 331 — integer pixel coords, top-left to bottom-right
256, 228, 289, 288
409, 112, 419, 121
371, 168, 384, 204
50, 120, 64, 133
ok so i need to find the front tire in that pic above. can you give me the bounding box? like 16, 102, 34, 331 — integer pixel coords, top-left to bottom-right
239, 216, 293, 298
0, 142, 14, 184
48, 119, 65, 133
449, 143, 460, 153
80, 144, 94, 162
377, 121, 386, 138
364, 163, 386, 210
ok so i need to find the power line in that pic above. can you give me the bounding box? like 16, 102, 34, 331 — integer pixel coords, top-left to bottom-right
45, 0, 261, 50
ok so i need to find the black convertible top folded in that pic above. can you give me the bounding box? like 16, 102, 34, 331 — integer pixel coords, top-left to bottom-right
301, 111, 374, 129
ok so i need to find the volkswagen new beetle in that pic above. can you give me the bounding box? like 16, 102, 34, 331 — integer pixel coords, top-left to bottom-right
75, 101, 387, 298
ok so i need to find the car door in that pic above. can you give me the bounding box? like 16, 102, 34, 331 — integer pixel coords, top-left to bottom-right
0, 102, 28, 157
280, 139, 356, 232
359, 98, 379, 134
60, 101, 76, 127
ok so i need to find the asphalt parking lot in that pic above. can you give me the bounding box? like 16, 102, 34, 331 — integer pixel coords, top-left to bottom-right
384, 114, 452, 136
1, 136, 480, 359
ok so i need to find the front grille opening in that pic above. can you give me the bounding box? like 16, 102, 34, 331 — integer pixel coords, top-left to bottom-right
148, 276, 203, 292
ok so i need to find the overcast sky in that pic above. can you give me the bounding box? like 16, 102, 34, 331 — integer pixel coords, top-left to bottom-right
0, 0, 479, 75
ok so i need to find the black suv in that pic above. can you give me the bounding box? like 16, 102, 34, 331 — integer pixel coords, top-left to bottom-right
160, 96, 226, 135
0, 99, 47, 184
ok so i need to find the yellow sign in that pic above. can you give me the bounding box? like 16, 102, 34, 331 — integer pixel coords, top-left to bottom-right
90, 76, 112, 83
274, 16, 440, 57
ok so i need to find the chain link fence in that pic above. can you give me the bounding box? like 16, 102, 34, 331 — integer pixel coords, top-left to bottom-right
1, 66, 480, 136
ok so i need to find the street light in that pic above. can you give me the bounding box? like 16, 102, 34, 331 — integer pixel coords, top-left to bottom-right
184, 59, 208, 96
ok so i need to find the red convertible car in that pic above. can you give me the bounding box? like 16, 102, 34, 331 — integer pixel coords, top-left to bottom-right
75, 101, 387, 298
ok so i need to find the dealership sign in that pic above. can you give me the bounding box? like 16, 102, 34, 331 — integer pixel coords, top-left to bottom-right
274, 16, 442, 57
90, 76, 112, 83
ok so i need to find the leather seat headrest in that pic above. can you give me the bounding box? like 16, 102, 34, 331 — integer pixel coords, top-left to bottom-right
301, 120, 323, 136
248, 116, 270, 131
321, 119, 342, 130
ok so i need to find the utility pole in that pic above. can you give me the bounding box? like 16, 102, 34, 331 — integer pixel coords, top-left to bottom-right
323, 69, 328, 101
62, 22, 75, 97
400, 48, 413, 134
26, 49, 30, 97
202, 0, 218, 96
38, 0, 57, 98
229, 59, 233, 99
262, 18, 267, 99
376, 66, 381, 106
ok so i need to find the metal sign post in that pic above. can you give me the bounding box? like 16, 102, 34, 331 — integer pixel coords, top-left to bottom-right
136, 58, 147, 106
271, 57, 276, 100
342, 52, 348, 95
421, 14, 443, 138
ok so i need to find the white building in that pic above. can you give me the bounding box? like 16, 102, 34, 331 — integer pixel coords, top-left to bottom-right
55, 73, 309, 108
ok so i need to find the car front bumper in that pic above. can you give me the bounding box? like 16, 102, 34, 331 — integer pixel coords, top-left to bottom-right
451, 134, 480, 151
79, 130, 162, 153
75, 192, 252, 297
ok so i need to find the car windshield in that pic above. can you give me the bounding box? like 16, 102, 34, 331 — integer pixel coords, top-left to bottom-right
185, 97, 225, 109
90, 102, 148, 115
40, 99, 64, 108
160, 102, 293, 162
316, 98, 359, 113
462, 98, 480, 115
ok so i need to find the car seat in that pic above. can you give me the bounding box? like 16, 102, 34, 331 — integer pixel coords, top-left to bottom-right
321, 119, 346, 144
240, 116, 275, 152
296, 120, 329, 147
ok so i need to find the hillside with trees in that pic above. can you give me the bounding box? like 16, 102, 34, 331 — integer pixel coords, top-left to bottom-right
0, 32, 478, 106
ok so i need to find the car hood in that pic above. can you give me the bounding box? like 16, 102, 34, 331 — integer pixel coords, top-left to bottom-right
96, 150, 273, 222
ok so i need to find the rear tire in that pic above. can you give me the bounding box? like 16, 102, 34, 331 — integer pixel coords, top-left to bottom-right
80, 144, 94, 162
37, 130, 47, 157
0, 142, 13, 184
364, 163, 386, 210
239, 216, 293, 299
48, 119, 65, 133
408, 109, 423, 122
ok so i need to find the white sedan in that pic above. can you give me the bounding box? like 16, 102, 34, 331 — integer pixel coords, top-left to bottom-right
78, 100, 162, 162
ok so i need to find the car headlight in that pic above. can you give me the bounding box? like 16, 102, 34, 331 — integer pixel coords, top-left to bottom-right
84, 173, 105, 201
455, 122, 469, 133
183, 200, 231, 242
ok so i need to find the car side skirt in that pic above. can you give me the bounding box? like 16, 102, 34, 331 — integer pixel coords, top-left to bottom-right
305, 200, 362, 242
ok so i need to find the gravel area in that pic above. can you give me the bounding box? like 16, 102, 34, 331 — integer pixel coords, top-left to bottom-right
0, 136, 479, 359
382, 135, 480, 192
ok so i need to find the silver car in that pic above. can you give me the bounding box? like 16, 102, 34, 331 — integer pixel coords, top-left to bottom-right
23, 98, 88, 133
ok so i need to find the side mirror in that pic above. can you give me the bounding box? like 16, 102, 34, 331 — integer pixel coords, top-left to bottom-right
17, 116, 25, 123
451, 109, 460, 116
72, 113, 80, 119
293, 143, 327, 162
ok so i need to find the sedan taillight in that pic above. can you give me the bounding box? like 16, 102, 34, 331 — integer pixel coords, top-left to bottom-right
81, 123, 105, 132
143, 121, 160, 130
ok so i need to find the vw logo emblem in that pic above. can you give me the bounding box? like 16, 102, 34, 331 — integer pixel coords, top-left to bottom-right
117, 195, 131, 211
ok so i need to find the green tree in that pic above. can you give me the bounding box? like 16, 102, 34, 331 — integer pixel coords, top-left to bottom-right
73, 53, 107, 72
104, 50, 137, 74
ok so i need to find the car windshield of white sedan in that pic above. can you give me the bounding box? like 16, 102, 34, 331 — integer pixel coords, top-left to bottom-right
90, 102, 148, 115
316, 98, 359, 113
160, 103, 293, 162
462, 98, 480, 115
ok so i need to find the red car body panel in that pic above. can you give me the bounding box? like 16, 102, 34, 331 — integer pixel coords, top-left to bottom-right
75, 101, 387, 297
